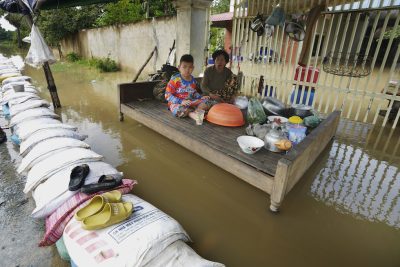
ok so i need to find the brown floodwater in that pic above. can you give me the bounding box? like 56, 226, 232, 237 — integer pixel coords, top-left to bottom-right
18, 59, 400, 267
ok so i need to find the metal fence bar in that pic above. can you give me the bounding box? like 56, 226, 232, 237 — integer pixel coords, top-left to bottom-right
362, 7, 393, 122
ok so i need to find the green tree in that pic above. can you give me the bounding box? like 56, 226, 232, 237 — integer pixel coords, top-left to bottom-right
95, 0, 143, 26
211, 0, 230, 14
4, 13, 29, 48
38, 6, 102, 58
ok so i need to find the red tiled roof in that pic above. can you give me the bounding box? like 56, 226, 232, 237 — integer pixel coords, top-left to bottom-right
211, 12, 233, 22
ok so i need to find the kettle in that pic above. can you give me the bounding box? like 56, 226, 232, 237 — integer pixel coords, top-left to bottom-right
264, 128, 292, 153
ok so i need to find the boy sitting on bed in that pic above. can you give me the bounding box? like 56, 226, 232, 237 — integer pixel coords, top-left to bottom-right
165, 54, 211, 119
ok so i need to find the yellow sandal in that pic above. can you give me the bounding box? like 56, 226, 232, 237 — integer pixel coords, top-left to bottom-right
81, 202, 133, 230
74, 190, 122, 221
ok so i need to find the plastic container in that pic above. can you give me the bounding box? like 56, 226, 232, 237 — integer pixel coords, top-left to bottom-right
287, 124, 307, 145
207, 103, 245, 127
237, 135, 264, 154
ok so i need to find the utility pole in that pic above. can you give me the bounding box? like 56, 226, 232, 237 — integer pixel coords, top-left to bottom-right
17, 0, 61, 108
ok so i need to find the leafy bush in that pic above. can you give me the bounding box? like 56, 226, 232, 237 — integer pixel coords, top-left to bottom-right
97, 58, 119, 72
89, 57, 119, 72
66, 52, 81, 62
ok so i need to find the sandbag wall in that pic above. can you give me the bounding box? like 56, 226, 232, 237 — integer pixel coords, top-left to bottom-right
0, 55, 224, 267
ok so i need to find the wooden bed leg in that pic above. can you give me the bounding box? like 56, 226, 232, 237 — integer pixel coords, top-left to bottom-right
119, 112, 124, 122
270, 159, 291, 213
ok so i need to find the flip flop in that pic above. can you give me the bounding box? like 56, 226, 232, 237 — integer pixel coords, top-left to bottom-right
74, 190, 122, 221
81, 202, 133, 230
80, 175, 122, 194
69, 164, 90, 191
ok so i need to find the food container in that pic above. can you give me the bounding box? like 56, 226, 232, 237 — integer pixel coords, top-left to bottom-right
237, 135, 264, 154
287, 124, 307, 144
291, 104, 313, 118
264, 128, 292, 152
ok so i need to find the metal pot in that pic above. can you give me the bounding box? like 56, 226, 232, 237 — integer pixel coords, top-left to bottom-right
262, 97, 286, 116
264, 128, 292, 153
291, 104, 313, 118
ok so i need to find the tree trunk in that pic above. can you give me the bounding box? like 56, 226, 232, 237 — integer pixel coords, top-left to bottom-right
57, 43, 63, 60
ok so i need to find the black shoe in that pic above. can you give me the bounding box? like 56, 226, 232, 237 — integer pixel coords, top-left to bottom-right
81, 175, 122, 194
69, 164, 90, 191
0, 128, 6, 144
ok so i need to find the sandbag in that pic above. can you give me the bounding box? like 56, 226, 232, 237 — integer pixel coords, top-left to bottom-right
9, 99, 49, 117
2, 75, 31, 85
143, 240, 225, 267
10, 107, 59, 126
1, 91, 37, 105
0, 68, 18, 75
40, 180, 136, 247
1, 81, 32, 92
13, 117, 61, 135
17, 122, 76, 142
17, 137, 89, 174
19, 128, 87, 157
31, 161, 123, 219
24, 148, 102, 193
7, 94, 41, 106
63, 194, 190, 267
3, 86, 38, 98
0, 72, 20, 82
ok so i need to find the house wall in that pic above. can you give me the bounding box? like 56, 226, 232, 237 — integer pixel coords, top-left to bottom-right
61, 16, 177, 77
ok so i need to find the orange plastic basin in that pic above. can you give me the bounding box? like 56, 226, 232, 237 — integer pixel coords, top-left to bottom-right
206, 103, 245, 127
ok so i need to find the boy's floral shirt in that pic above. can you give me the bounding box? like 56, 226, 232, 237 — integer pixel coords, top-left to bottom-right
165, 73, 201, 106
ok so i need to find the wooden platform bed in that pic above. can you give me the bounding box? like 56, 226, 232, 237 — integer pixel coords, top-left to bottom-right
118, 81, 341, 212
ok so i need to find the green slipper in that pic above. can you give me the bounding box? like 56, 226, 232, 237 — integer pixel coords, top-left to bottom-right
81, 202, 133, 230
74, 190, 122, 221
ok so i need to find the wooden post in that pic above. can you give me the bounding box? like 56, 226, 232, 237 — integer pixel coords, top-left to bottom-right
132, 46, 157, 82
18, 0, 61, 108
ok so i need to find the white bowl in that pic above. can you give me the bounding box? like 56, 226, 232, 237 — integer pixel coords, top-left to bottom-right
267, 116, 288, 123
237, 136, 264, 154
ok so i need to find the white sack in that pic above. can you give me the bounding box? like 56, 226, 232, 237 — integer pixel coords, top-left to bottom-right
2, 81, 32, 92
10, 107, 59, 127
0, 65, 15, 70
13, 117, 60, 135
63, 194, 190, 267
31, 161, 122, 219
3, 87, 38, 98
20, 128, 87, 157
9, 99, 49, 117
2, 75, 32, 85
8, 95, 41, 106
18, 137, 89, 174
24, 148, 103, 193
0, 68, 19, 75
18, 122, 76, 142
143, 240, 225, 267
25, 24, 56, 68
1, 91, 37, 105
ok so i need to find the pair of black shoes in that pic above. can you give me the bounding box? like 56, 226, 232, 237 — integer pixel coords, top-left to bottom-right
0, 127, 6, 144
68, 164, 122, 194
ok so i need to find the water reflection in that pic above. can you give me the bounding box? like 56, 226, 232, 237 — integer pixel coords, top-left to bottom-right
16, 59, 400, 267
311, 120, 400, 228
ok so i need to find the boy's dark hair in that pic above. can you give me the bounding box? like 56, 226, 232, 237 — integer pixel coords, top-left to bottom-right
212, 49, 229, 62
180, 54, 194, 64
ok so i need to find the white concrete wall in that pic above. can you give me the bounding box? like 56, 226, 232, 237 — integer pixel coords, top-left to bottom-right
61, 17, 177, 78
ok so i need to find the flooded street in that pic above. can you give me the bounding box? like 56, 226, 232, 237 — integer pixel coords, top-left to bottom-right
1, 54, 400, 266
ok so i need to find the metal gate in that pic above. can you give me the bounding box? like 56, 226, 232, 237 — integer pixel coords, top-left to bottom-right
231, 0, 400, 128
